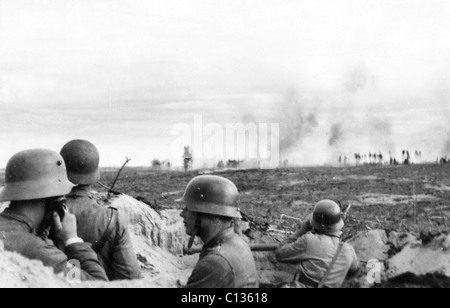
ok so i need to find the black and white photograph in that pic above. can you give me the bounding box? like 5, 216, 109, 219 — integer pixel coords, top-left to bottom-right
1, 0, 450, 290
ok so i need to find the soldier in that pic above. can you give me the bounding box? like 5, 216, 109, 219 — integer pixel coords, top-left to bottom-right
0, 149, 108, 281
178, 175, 258, 288
276, 200, 359, 288
60, 140, 141, 281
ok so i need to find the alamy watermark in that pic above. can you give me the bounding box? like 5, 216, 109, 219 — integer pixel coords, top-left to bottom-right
65, 259, 81, 284
171, 115, 280, 169
366, 259, 382, 285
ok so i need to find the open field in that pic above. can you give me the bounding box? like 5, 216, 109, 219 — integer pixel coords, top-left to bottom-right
2, 163, 450, 287
2, 164, 449, 237
98, 164, 450, 238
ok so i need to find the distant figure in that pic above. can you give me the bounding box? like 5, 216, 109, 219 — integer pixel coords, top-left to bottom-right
217, 161, 225, 169
344, 156, 348, 166
183, 146, 193, 172
226, 159, 241, 168
339, 156, 342, 166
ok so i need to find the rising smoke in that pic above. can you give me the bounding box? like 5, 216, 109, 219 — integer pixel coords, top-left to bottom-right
328, 123, 344, 147
444, 134, 450, 156
275, 90, 318, 154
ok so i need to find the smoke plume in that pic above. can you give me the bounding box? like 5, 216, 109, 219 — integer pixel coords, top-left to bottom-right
276, 90, 318, 154
328, 124, 344, 146
443, 133, 450, 156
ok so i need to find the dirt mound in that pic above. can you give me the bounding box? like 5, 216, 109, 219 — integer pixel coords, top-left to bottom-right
0, 200, 8, 214
96, 193, 197, 286
387, 233, 450, 286
0, 240, 69, 288
349, 230, 390, 262
0, 193, 197, 288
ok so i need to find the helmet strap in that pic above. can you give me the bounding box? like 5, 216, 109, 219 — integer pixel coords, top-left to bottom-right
187, 213, 202, 249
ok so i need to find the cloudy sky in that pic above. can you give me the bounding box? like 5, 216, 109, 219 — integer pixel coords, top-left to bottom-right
1, 0, 450, 167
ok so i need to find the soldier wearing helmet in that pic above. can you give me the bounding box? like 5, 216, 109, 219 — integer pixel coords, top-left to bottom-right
276, 200, 359, 288
178, 175, 258, 288
60, 140, 141, 281
0, 149, 108, 281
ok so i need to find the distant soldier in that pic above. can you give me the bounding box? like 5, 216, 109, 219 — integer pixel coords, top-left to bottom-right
339, 156, 342, 166
178, 175, 258, 288
217, 160, 225, 169
276, 200, 359, 288
0, 149, 108, 281
60, 140, 141, 281
183, 146, 193, 172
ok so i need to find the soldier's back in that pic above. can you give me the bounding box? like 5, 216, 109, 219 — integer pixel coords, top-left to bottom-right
66, 187, 141, 280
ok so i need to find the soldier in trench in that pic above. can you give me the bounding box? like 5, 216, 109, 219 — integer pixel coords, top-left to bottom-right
0, 149, 108, 281
276, 200, 359, 288
178, 175, 259, 288
60, 140, 141, 280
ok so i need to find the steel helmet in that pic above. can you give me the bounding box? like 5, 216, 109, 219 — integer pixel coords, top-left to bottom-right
176, 175, 242, 219
60, 140, 101, 185
0, 149, 74, 202
310, 200, 344, 233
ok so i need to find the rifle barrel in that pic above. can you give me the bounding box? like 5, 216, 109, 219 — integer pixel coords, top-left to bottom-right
183, 243, 279, 256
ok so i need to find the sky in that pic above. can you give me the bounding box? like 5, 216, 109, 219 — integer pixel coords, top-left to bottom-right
1, 0, 450, 167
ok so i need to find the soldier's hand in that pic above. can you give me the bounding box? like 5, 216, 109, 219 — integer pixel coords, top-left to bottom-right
53, 209, 78, 244
293, 214, 313, 238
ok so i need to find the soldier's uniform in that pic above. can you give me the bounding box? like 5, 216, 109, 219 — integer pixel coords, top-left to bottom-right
0, 209, 108, 281
187, 228, 258, 288
276, 232, 359, 288
67, 185, 141, 280
61, 140, 141, 281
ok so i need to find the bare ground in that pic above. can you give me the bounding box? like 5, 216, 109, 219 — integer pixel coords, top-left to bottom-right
98, 164, 450, 239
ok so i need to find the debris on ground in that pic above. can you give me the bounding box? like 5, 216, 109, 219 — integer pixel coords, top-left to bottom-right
386, 233, 450, 287
1, 191, 450, 288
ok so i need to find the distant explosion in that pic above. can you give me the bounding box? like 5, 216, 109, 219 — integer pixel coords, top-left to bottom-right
276, 90, 318, 154
328, 124, 344, 147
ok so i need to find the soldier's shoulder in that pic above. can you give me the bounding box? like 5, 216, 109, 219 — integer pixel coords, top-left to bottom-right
342, 241, 357, 253
199, 250, 233, 270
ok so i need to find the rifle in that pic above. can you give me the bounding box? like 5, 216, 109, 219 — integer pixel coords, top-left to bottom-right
183, 243, 279, 256
106, 157, 131, 198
